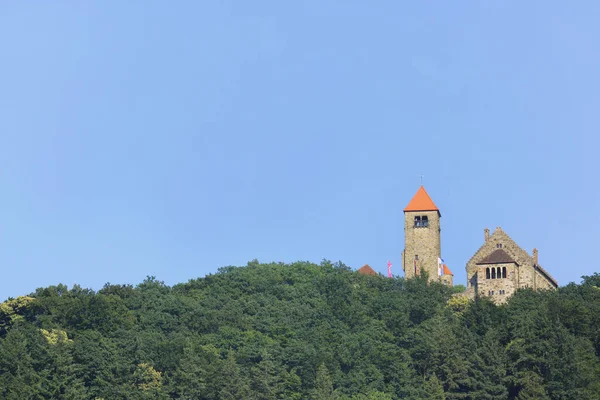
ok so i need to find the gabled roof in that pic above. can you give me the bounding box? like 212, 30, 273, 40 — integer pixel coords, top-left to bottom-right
535, 264, 559, 288
358, 264, 377, 276
467, 227, 528, 266
442, 264, 453, 276
477, 249, 518, 265
404, 186, 439, 213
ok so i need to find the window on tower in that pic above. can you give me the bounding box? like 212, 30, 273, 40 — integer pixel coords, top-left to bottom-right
414, 216, 429, 227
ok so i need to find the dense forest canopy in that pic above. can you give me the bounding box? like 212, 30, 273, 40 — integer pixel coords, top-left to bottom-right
1, 260, 599, 399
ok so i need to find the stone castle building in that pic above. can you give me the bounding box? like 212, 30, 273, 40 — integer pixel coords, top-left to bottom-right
359, 186, 558, 303
465, 226, 558, 303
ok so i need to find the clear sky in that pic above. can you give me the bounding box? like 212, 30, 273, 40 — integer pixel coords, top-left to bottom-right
1, 2, 599, 300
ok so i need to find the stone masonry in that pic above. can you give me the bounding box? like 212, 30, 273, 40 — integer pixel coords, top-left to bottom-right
403, 209, 441, 281
465, 227, 558, 304
361, 186, 557, 302
401, 186, 449, 284
440, 265, 454, 287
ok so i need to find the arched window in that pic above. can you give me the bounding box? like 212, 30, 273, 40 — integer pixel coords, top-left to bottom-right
486, 268, 490, 279
497, 267, 501, 279
502, 267, 507, 279
491, 268, 496, 279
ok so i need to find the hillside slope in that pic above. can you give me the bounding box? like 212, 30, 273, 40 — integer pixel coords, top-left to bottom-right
1, 260, 599, 399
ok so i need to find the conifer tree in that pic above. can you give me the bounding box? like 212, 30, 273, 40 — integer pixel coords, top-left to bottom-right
422, 375, 445, 400
312, 363, 335, 400
250, 352, 284, 400
219, 351, 251, 400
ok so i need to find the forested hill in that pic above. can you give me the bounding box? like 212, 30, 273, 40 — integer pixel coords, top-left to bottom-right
1, 261, 600, 400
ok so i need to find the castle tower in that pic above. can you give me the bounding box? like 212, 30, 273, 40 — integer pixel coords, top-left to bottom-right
441, 264, 454, 286
402, 186, 442, 282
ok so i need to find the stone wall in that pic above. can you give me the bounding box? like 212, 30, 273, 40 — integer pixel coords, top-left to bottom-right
466, 227, 558, 304
534, 268, 557, 290
403, 210, 441, 282
441, 274, 453, 287
467, 228, 530, 286
475, 263, 518, 304
518, 263, 535, 289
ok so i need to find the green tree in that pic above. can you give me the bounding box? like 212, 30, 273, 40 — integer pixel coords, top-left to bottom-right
250, 352, 284, 400
312, 363, 335, 400
219, 351, 251, 400
422, 375, 445, 400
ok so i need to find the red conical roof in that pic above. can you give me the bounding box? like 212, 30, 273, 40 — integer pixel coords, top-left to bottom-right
358, 264, 377, 276
442, 264, 453, 276
404, 186, 439, 212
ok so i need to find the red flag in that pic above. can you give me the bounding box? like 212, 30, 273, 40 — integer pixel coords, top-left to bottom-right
387, 260, 392, 278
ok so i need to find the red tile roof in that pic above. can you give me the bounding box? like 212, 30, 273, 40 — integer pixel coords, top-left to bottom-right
358, 264, 377, 276
442, 264, 453, 275
404, 186, 439, 212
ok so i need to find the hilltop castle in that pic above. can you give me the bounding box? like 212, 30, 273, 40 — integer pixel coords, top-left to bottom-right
360, 186, 558, 303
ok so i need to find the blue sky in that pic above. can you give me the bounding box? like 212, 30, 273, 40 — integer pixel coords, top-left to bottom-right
1, 2, 599, 300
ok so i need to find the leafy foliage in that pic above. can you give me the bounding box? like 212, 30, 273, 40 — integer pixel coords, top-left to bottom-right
0, 260, 599, 399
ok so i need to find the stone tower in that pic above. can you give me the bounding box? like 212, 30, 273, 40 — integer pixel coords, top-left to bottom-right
441, 264, 454, 287
402, 186, 442, 282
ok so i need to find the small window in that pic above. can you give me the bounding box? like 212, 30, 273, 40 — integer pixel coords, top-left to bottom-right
497, 267, 501, 279
496, 243, 503, 249
500, 290, 505, 295
422, 216, 429, 227
491, 268, 496, 279
502, 267, 507, 279
486, 267, 490, 279
414, 216, 421, 227
414, 256, 418, 275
